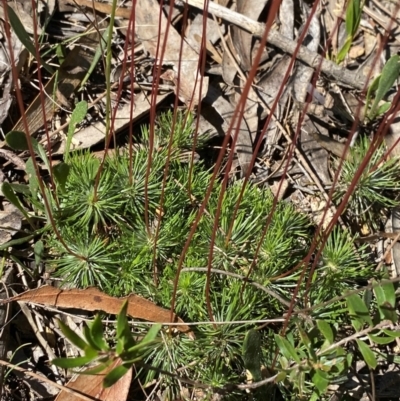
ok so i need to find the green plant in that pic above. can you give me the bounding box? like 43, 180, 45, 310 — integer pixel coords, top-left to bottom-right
52, 301, 161, 388
336, 0, 363, 64
272, 278, 399, 401
3, 110, 399, 400
364, 55, 400, 120
334, 135, 400, 228
310, 226, 373, 304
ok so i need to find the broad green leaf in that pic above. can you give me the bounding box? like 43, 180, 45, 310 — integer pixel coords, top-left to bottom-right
376, 102, 391, 116
8, 183, 31, 195
123, 337, 160, 361
298, 327, 311, 348
116, 337, 125, 356
275, 370, 287, 383
6, 5, 53, 74
80, 360, 111, 376
274, 334, 301, 364
116, 301, 129, 339
65, 101, 88, 160
336, 36, 352, 64
0, 234, 35, 251
58, 319, 88, 350
34, 240, 44, 267
140, 323, 162, 344
378, 301, 397, 323
279, 355, 289, 369
373, 279, 395, 308
83, 325, 102, 352
88, 315, 109, 351
118, 355, 142, 365
79, 26, 111, 90
373, 279, 396, 322
370, 55, 400, 117
70, 101, 88, 127
345, 0, 361, 37
53, 162, 70, 193
356, 339, 377, 369
32, 141, 50, 171
319, 355, 345, 371
346, 293, 373, 331
312, 369, 329, 394
1, 182, 30, 221
382, 328, 400, 338
5, 131, 30, 151
368, 333, 395, 345
52, 354, 97, 369
317, 320, 335, 345
56, 44, 65, 65
26, 157, 39, 198
115, 301, 135, 351
363, 288, 373, 309
365, 74, 381, 115
103, 363, 131, 388
242, 329, 262, 381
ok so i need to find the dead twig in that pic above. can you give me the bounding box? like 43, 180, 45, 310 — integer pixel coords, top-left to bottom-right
177, 0, 369, 89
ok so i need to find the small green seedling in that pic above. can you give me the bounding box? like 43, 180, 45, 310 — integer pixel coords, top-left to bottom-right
52, 301, 162, 388
336, 0, 363, 63
65, 100, 88, 161
365, 55, 400, 120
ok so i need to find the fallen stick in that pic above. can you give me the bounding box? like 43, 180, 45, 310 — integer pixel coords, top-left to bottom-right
177, 0, 370, 90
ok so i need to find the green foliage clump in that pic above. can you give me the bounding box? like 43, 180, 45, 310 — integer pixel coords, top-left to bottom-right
335, 135, 400, 228
4, 110, 391, 401
311, 227, 373, 305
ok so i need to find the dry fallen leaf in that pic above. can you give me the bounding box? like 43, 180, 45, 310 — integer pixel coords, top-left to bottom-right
55, 358, 132, 401
135, 0, 208, 107
2, 286, 194, 337
0, 203, 23, 246
54, 92, 171, 153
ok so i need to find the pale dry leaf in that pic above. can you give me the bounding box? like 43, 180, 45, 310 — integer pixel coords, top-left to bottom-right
0, 203, 23, 246
135, 0, 208, 107
385, 115, 400, 158
299, 125, 331, 185
2, 286, 194, 337
292, 4, 319, 103
309, 196, 334, 230
0, 1, 42, 35
10, 20, 106, 140
203, 85, 253, 175
0, 148, 26, 170
185, 13, 224, 54
387, 116, 400, 277
53, 92, 170, 153
0, 16, 27, 125
349, 44, 365, 59
232, 0, 269, 71
55, 359, 132, 401
269, 179, 289, 200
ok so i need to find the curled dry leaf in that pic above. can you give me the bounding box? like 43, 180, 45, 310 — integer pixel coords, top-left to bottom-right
55, 358, 132, 401
2, 286, 194, 338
